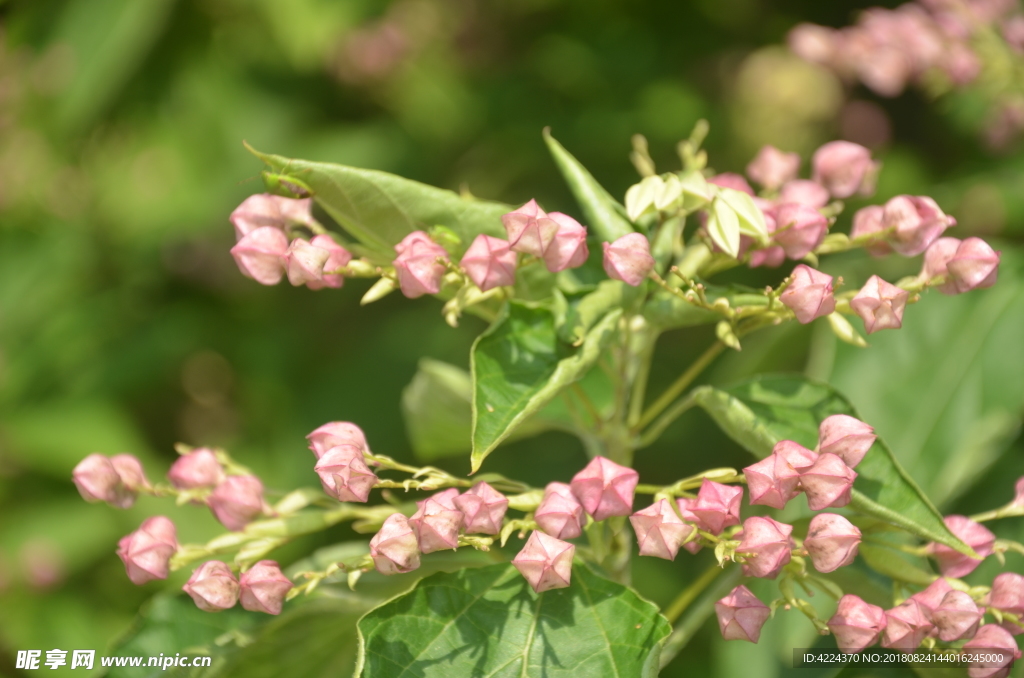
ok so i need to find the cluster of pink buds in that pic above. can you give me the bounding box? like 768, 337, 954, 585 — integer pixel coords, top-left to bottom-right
501, 200, 588, 273
182, 559, 292, 615
171, 447, 269, 531
309, 421, 379, 502
73, 453, 150, 509
229, 194, 351, 288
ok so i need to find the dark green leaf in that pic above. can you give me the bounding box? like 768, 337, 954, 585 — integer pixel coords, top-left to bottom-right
355, 563, 671, 678
559, 280, 639, 345
470, 302, 620, 472
689, 374, 975, 557
247, 145, 510, 258
401, 358, 475, 462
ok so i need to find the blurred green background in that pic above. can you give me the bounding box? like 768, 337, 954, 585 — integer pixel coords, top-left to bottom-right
1, 0, 1023, 676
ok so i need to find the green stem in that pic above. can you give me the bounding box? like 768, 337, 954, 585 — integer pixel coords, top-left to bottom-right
637, 393, 697, 448
970, 505, 1024, 523
635, 341, 725, 431
663, 563, 724, 623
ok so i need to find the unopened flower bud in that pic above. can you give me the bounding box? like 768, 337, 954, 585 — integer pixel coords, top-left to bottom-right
780, 180, 830, 209
570, 456, 639, 521
502, 200, 551, 257
691, 479, 743, 534
736, 516, 793, 579
630, 499, 695, 561
746, 145, 800, 190
947, 237, 1000, 293
963, 625, 1022, 678
990, 572, 1024, 622
535, 482, 586, 540
183, 560, 239, 612
168, 448, 224, 489
818, 414, 876, 468
920, 237, 962, 294
283, 238, 329, 286
307, 421, 369, 458
393, 231, 449, 298
306, 235, 352, 289
744, 453, 801, 510
850, 205, 892, 257
410, 488, 463, 553
828, 594, 886, 653
805, 513, 861, 573
910, 578, 954, 618
780, 264, 836, 324
883, 195, 954, 257
603, 233, 655, 286
209, 475, 266, 531
460, 235, 516, 291
239, 560, 292, 615
512, 531, 576, 595
1013, 477, 1024, 509
541, 213, 589, 273
110, 454, 148, 492
73, 454, 134, 508
932, 590, 983, 642
230, 194, 313, 240
851, 275, 908, 335
314, 444, 378, 503
715, 585, 770, 643
230, 226, 289, 285
775, 439, 818, 470
369, 513, 421, 575
675, 497, 704, 554
812, 141, 877, 199
882, 599, 933, 652
709, 173, 755, 196
773, 203, 829, 260
454, 482, 508, 535
931, 515, 994, 578
801, 453, 857, 510
117, 516, 177, 585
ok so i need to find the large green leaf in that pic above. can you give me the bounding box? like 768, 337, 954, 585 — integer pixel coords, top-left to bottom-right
543, 129, 634, 242
470, 302, 620, 472
689, 374, 975, 557
355, 563, 671, 678
247, 146, 510, 258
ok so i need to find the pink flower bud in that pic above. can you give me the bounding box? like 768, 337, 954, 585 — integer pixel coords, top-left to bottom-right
168, 448, 224, 489
314, 444, 378, 503
460, 234, 516, 291
932, 590, 983, 642
691, 479, 743, 535
306, 235, 352, 289
882, 195, 954, 257
748, 245, 786, 269
736, 516, 793, 579
963, 625, 1022, 678
851, 275, 908, 335
910, 578, 954, 618
947, 237, 1001, 293
708, 173, 755, 196
239, 560, 292, 615
73, 454, 134, 508
409, 488, 463, 553
882, 599, 933, 652
230, 194, 313, 240
931, 515, 994, 578
541, 212, 589, 273
850, 205, 892, 257
283, 238, 329, 286
805, 513, 861, 573
773, 203, 829, 260
453, 482, 508, 535
511, 531, 575, 593
393, 231, 448, 298
370, 514, 421, 575
800, 453, 857, 510
569, 456, 639, 522
208, 475, 265, 531
828, 594, 886, 653
744, 451, 803, 510
788, 23, 839, 66
183, 560, 239, 612
775, 439, 818, 470
780, 180, 830, 209
502, 199, 551, 257
812, 141, 877, 199
780, 264, 836, 324
920, 237, 962, 295
110, 454, 149, 492
715, 585, 770, 643
603, 233, 655, 286
307, 421, 369, 458
230, 226, 289, 285
535, 482, 586, 540
1013, 477, 1024, 509
818, 414, 876, 468
117, 516, 177, 585
990, 573, 1024, 620
675, 497, 703, 554
746, 145, 800, 190
629, 498, 695, 561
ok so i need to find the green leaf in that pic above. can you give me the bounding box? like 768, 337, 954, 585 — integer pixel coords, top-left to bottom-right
542, 129, 634, 241
401, 359, 475, 462
354, 563, 671, 678
716, 187, 769, 244
559, 279, 639, 346
689, 374, 976, 557
246, 144, 510, 258
470, 302, 620, 472
705, 197, 740, 258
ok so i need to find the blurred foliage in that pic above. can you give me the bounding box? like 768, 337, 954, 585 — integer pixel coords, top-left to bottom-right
0, 0, 1023, 676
